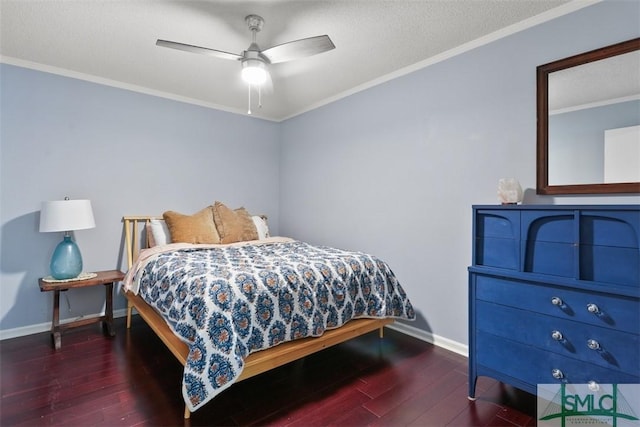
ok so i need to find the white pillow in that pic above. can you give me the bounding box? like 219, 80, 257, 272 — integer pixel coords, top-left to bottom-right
149, 219, 171, 246
252, 216, 270, 240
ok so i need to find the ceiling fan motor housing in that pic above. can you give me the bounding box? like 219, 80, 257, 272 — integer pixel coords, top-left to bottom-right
243, 15, 269, 67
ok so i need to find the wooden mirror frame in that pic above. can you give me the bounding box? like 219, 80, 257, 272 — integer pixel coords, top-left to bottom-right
536, 38, 640, 195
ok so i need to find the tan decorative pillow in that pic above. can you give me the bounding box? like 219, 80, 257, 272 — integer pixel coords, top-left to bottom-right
163, 207, 221, 244
212, 201, 259, 244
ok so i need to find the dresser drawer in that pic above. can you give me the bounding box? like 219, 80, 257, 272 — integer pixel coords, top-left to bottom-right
476, 301, 639, 375
521, 211, 575, 278
521, 211, 575, 243
580, 244, 639, 287
475, 274, 639, 334
474, 210, 520, 270
579, 209, 640, 287
476, 331, 640, 386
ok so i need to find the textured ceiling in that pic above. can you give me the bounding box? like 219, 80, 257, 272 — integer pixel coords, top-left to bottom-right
1, 0, 579, 121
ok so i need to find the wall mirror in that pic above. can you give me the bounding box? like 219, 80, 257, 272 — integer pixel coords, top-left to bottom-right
537, 38, 640, 195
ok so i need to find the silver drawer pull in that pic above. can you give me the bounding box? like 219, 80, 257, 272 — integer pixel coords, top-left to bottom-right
588, 381, 599, 391
587, 303, 600, 314
551, 330, 564, 341
587, 339, 601, 350
551, 297, 563, 306
551, 368, 564, 379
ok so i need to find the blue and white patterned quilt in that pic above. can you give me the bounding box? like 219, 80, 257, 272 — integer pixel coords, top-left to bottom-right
134, 239, 415, 411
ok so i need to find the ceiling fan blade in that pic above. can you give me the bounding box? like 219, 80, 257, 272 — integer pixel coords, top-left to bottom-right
263, 71, 274, 94
156, 39, 242, 61
261, 35, 335, 64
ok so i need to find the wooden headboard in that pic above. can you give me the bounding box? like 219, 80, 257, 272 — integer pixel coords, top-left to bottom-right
122, 216, 162, 269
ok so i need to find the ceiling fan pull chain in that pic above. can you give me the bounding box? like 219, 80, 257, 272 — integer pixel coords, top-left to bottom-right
247, 83, 252, 115
258, 85, 262, 109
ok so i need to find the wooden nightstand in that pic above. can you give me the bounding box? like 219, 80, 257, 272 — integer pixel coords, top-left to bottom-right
39, 269, 125, 350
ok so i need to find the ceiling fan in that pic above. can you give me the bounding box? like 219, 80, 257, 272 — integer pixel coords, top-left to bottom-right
156, 14, 335, 114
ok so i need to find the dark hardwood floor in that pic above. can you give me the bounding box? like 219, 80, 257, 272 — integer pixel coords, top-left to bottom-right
1, 316, 537, 426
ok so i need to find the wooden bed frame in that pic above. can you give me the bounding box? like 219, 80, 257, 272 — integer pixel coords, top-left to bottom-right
122, 216, 393, 419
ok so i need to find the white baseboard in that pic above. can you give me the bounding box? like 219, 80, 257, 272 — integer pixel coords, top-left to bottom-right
386, 322, 469, 357
1, 311, 468, 359
0, 308, 129, 341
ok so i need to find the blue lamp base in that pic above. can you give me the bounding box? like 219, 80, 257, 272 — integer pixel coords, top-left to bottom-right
50, 235, 83, 280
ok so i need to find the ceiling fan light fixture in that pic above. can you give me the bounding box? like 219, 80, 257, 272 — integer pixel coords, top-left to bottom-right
156, 12, 335, 115
241, 59, 268, 85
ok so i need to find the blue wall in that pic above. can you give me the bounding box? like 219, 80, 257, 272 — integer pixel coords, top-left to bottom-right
279, 1, 640, 348
0, 66, 280, 336
1, 1, 639, 349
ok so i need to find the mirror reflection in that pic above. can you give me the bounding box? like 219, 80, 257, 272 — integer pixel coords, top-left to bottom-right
548, 50, 640, 186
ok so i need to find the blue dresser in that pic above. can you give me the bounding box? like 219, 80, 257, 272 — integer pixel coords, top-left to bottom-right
468, 205, 640, 398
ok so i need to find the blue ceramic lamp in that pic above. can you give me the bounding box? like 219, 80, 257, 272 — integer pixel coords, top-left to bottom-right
39, 198, 95, 280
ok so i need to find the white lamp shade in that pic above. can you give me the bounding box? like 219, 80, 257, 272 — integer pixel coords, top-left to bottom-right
39, 199, 96, 232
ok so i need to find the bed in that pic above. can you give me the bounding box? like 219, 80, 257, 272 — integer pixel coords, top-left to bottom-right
122, 213, 415, 419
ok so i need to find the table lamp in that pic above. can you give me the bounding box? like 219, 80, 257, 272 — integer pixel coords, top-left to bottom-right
39, 198, 95, 280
